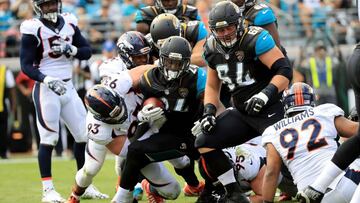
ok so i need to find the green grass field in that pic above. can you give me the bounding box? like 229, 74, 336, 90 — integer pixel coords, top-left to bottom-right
0, 154, 297, 203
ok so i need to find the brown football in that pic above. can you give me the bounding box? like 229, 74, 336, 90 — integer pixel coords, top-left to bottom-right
142, 97, 165, 109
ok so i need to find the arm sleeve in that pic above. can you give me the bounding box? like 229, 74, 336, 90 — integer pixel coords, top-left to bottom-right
196, 21, 208, 42
20, 34, 46, 82
71, 25, 92, 60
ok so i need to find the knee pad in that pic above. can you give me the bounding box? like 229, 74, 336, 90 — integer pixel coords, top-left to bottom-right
75, 168, 93, 188
39, 131, 59, 146
155, 179, 181, 200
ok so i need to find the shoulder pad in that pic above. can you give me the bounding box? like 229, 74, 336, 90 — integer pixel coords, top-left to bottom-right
182, 21, 199, 45
245, 3, 276, 26
239, 26, 264, 55
188, 65, 199, 74
99, 57, 128, 78
203, 35, 220, 68
182, 5, 199, 20
136, 6, 159, 23
20, 18, 42, 35
61, 12, 78, 26
139, 68, 161, 96
316, 104, 344, 118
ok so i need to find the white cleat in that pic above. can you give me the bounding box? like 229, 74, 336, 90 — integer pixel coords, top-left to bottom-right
42, 188, 66, 203
81, 184, 109, 199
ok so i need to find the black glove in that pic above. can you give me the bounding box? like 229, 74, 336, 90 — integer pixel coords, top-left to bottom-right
200, 103, 217, 134
245, 83, 278, 115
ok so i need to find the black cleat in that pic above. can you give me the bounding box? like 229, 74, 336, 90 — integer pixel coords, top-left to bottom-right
225, 191, 250, 203
196, 189, 218, 203
296, 186, 324, 203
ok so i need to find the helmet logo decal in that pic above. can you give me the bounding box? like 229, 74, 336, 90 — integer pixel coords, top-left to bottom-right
169, 52, 182, 60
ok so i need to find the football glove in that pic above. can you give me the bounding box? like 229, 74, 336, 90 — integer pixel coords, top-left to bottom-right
199, 103, 217, 135
137, 104, 165, 123
244, 92, 269, 115
43, 76, 67, 95
191, 120, 202, 137
51, 39, 78, 56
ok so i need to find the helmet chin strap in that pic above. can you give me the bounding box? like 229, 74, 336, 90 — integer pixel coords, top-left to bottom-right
220, 37, 238, 48
43, 12, 58, 23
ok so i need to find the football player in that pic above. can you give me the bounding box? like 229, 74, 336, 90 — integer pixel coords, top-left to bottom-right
262, 82, 359, 203
297, 39, 360, 203
148, 13, 207, 67
18, 0, 102, 202
135, 0, 201, 34
113, 36, 206, 203
191, 1, 292, 202
230, 0, 282, 48
66, 31, 153, 203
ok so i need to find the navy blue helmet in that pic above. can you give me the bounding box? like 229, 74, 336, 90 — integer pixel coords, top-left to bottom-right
117, 31, 151, 69
282, 82, 316, 116
33, 0, 62, 23
85, 85, 128, 124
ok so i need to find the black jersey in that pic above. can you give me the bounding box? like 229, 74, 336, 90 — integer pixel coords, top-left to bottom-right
139, 66, 206, 133
203, 26, 281, 111
135, 4, 200, 27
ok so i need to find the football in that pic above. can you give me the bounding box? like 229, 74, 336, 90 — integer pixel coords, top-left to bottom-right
142, 97, 165, 109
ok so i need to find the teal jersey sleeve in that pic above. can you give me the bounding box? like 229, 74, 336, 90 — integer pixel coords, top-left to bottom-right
135, 10, 143, 23
255, 30, 275, 56
196, 67, 207, 96
196, 14, 201, 21
254, 7, 276, 26
197, 21, 208, 42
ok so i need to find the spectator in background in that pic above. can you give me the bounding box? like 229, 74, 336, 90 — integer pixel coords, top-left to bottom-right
90, 40, 116, 84
119, 0, 145, 31
0, 64, 16, 159
294, 40, 347, 107
15, 71, 40, 149
10, 0, 33, 20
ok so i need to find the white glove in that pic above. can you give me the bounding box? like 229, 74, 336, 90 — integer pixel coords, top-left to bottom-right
43, 76, 67, 95
191, 120, 202, 137
51, 39, 78, 56
137, 104, 165, 123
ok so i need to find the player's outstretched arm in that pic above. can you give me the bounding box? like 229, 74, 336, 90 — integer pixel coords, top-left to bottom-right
262, 143, 282, 202
335, 116, 359, 138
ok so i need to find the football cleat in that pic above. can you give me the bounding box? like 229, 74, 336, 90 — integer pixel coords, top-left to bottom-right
66, 195, 80, 203
42, 188, 66, 203
296, 186, 324, 203
141, 179, 166, 203
224, 191, 250, 203
183, 181, 205, 197
81, 184, 109, 199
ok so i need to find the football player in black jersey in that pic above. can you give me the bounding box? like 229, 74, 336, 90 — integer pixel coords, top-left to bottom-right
191, 2, 292, 202
148, 13, 207, 67
116, 36, 207, 202
135, 0, 201, 34
230, 0, 282, 48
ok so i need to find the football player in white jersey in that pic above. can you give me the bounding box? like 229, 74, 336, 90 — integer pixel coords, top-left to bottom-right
66, 31, 154, 203
262, 82, 359, 203
18, 0, 101, 202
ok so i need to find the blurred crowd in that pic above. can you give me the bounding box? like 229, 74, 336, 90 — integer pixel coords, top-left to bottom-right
0, 0, 359, 57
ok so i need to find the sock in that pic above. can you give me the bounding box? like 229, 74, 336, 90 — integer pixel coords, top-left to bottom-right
38, 144, 54, 179
331, 134, 360, 170
71, 192, 80, 200
134, 182, 142, 190
42, 177, 54, 191
201, 150, 233, 179
198, 158, 217, 191
174, 160, 199, 187
311, 161, 343, 193
73, 142, 86, 170
113, 187, 133, 202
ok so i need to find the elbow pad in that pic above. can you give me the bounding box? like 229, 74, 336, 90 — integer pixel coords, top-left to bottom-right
271, 57, 292, 81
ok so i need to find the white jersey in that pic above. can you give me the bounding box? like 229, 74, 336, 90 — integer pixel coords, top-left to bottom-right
20, 13, 79, 80
86, 71, 142, 145
98, 57, 128, 79
262, 104, 344, 191
223, 142, 266, 190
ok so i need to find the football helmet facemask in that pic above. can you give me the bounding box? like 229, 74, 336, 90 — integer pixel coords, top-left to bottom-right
155, 0, 182, 14
159, 36, 191, 81
85, 85, 128, 124
33, 0, 62, 23
282, 82, 316, 117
